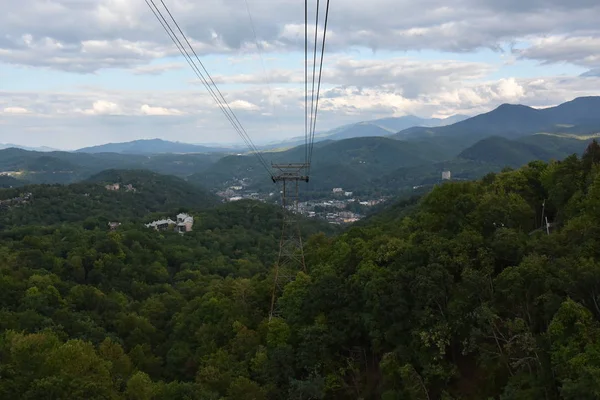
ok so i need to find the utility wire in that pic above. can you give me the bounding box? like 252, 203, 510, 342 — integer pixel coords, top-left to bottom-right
304, 0, 309, 166
308, 0, 320, 164
308, 0, 330, 171
157, 0, 270, 173
145, 0, 272, 177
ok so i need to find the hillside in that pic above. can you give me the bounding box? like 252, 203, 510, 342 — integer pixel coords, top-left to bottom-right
190, 133, 590, 196
190, 136, 449, 192
0, 170, 218, 228
76, 138, 229, 154
0, 148, 222, 184
458, 136, 554, 166
2, 144, 600, 398
0, 175, 25, 188
458, 135, 591, 166
393, 96, 600, 142
379, 135, 593, 192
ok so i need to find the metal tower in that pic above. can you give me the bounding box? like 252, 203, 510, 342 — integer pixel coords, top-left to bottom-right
269, 163, 309, 320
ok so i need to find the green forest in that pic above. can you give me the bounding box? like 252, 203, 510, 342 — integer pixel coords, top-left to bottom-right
2, 141, 600, 399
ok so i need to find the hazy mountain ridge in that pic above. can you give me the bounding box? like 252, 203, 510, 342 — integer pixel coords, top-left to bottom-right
0, 147, 223, 184
394, 96, 600, 141
189, 136, 452, 192
2, 97, 598, 194
0, 144, 58, 152
260, 114, 470, 149
76, 138, 230, 154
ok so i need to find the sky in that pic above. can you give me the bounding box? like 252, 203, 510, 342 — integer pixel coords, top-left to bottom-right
1, 0, 600, 150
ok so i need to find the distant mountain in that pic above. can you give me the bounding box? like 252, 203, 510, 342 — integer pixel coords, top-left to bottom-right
393, 96, 600, 142
0, 147, 222, 184
458, 134, 589, 168
76, 138, 229, 155
321, 114, 470, 141
322, 123, 392, 140
260, 114, 469, 149
458, 135, 590, 167
458, 136, 554, 167
190, 136, 452, 192
379, 135, 594, 192
372, 114, 469, 132
0, 144, 58, 152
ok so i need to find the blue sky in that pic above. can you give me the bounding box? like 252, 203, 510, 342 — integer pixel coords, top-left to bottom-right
1, 0, 600, 149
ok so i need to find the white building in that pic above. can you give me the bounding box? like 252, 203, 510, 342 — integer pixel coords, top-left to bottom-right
145, 213, 194, 233
332, 188, 343, 193
145, 218, 176, 231
176, 213, 194, 233
442, 170, 451, 180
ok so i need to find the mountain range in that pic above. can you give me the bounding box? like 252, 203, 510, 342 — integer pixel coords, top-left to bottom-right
394, 96, 600, 142
261, 114, 469, 148
1, 96, 599, 194
0, 143, 58, 152
76, 138, 229, 154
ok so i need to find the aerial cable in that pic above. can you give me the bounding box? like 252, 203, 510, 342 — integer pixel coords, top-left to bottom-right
145, 0, 272, 177
149, 0, 271, 174
308, 0, 320, 165
308, 0, 330, 170
243, 0, 282, 134
304, 0, 309, 166
157, 0, 270, 173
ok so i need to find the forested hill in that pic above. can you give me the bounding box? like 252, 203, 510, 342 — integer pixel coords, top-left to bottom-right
0, 170, 218, 229
2, 142, 600, 398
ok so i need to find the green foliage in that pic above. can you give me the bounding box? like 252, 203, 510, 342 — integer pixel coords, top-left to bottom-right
0, 169, 217, 228
1, 150, 600, 399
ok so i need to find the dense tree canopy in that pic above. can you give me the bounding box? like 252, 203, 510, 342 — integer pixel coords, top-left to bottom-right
2, 142, 600, 398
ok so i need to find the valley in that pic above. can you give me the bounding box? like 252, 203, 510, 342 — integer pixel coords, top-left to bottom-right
2, 138, 600, 398
2, 97, 598, 226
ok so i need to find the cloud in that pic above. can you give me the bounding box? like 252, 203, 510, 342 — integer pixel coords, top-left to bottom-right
2, 1, 600, 149
3, 107, 30, 114
581, 68, 600, 77
131, 63, 184, 75
515, 35, 600, 68
2, 73, 599, 150
229, 100, 260, 111
81, 100, 122, 115
140, 104, 183, 116
2, 0, 600, 72
209, 57, 495, 100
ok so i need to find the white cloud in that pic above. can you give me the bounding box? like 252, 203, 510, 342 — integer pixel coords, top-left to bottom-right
2, 0, 600, 72
229, 100, 260, 111
2, 1, 600, 148
2, 73, 599, 149
3, 107, 30, 114
140, 104, 183, 116
515, 35, 600, 69
81, 100, 122, 115
131, 63, 184, 75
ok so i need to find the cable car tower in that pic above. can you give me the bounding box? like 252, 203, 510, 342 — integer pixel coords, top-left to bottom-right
269, 0, 330, 320
145, 0, 330, 322
269, 163, 309, 319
